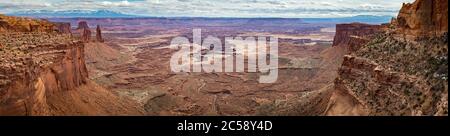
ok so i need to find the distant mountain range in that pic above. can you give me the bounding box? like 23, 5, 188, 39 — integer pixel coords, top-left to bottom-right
8, 10, 394, 24
301, 15, 394, 24
8, 10, 139, 18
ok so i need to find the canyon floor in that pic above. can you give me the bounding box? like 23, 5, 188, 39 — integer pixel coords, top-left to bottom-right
74, 19, 343, 115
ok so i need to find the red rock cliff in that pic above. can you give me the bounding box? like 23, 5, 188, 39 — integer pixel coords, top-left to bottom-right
326, 0, 448, 116
332, 23, 384, 52
77, 21, 89, 30
394, 0, 448, 37
0, 33, 88, 115
77, 21, 91, 42
0, 16, 143, 115
96, 25, 104, 43
54, 22, 72, 34
0, 15, 54, 33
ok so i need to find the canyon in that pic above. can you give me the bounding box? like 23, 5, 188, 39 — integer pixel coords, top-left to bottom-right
0, 0, 447, 116
40, 17, 339, 115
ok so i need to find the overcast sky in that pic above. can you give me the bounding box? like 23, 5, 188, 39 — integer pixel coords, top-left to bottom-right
0, 0, 415, 18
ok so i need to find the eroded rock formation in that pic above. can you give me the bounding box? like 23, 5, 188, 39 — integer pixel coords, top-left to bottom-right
332, 23, 384, 52
77, 21, 89, 30
326, 0, 448, 116
393, 0, 448, 37
81, 28, 91, 42
0, 14, 54, 32
96, 25, 104, 43
54, 22, 72, 34
0, 16, 143, 115
0, 33, 88, 115
77, 21, 91, 42
328, 35, 448, 116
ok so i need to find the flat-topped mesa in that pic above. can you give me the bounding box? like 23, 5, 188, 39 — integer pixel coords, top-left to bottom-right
332, 23, 384, 52
96, 25, 104, 43
393, 0, 448, 37
77, 21, 91, 42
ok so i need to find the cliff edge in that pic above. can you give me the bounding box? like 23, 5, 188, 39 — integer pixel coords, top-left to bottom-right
393, 0, 448, 38
325, 0, 448, 116
0, 15, 143, 115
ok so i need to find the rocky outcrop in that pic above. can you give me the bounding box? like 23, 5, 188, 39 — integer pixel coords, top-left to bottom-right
54, 22, 72, 34
0, 33, 88, 115
77, 21, 89, 30
393, 0, 448, 37
0, 20, 9, 32
81, 28, 91, 42
96, 25, 104, 43
0, 15, 54, 32
327, 0, 448, 116
77, 21, 91, 42
327, 30, 448, 116
0, 16, 143, 115
0, 15, 8, 31
333, 55, 431, 115
332, 23, 384, 52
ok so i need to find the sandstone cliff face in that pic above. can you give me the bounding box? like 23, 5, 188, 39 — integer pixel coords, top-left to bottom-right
81, 28, 92, 42
0, 33, 88, 115
332, 23, 384, 52
77, 21, 91, 42
0, 15, 54, 33
0, 16, 143, 115
326, 0, 448, 116
394, 0, 448, 37
54, 22, 72, 34
329, 35, 448, 116
96, 25, 104, 43
77, 21, 89, 30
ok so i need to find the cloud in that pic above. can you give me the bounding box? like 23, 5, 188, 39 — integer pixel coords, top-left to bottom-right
100, 1, 132, 7
0, 0, 416, 18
